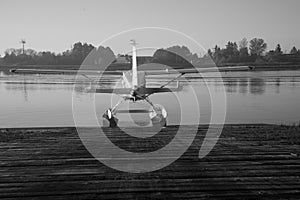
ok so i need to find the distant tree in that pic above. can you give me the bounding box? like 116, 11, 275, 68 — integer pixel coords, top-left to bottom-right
238, 38, 248, 49
5, 48, 23, 56
238, 38, 249, 61
239, 47, 249, 61
207, 49, 213, 57
0, 56, 4, 65
198, 50, 215, 66
2, 42, 99, 65
39, 51, 57, 65
166, 45, 199, 64
167, 46, 191, 56
3, 49, 18, 64
223, 41, 239, 62
70, 42, 95, 64
150, 45, 200, 65
24, 49, 37, 57
249, 38, 267, 56
93, 46, 116, 68
214, 45, 221, 53
212, 45, 222, 64
274, 44, 283, 55
290, 46, 298, 54
265, 50, 275, 62
152, 46, 198, 67
225, 42, 239, 55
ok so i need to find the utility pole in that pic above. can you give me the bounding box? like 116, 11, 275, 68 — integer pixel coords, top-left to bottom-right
20, 39, 26, 54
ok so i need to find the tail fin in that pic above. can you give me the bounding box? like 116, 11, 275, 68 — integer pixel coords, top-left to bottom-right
130, 39, 138, 87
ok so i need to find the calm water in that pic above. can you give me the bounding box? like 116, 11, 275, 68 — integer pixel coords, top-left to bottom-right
0, 70, 300, 128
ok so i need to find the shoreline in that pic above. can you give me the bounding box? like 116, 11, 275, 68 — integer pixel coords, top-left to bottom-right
1, 63, 300, 73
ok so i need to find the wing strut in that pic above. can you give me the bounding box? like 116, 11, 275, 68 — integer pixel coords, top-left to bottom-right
160, 72, 186, 89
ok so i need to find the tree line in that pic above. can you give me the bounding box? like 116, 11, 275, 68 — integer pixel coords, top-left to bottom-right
1, 38, 300, 67
152, 38, 300, 67
1, 42, 115, 66
207, 38, 300, 65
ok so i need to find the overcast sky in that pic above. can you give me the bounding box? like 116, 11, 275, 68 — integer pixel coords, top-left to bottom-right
1, 0, 300, 55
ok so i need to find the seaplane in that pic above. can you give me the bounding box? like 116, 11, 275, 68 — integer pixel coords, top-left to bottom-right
10, 40, 254, 127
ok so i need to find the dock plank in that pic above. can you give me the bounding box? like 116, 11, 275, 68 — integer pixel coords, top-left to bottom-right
0, 124, 300, 199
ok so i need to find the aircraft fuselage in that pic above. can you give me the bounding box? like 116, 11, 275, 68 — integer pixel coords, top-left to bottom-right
122, 71, 147, 101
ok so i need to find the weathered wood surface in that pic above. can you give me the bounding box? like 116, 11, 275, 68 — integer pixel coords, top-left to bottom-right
0, 124, 300, 199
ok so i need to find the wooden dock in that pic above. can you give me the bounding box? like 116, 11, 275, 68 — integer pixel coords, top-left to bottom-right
0, 124, 300, 199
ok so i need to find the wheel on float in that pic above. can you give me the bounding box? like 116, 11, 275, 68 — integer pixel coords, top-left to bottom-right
102, 109, 119, 127
149, 104, 168, 127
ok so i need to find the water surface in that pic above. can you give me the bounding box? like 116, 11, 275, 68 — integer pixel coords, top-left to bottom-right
0, 70, 299, 128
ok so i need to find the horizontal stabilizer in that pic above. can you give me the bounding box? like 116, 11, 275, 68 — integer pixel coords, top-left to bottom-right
115, 109, 152, 114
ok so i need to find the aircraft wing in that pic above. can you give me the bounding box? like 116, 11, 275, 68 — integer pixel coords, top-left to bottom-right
145, 65, 254, 75
10, 65, 253, 76
95, 88, 132, 94
10, 68, 123, 75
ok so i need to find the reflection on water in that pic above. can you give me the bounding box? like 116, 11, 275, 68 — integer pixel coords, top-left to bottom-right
221, 75, 299, 95
0, 70, 300, 127
223, 78, 267, 95
238, 78, 248, 94
275, 78, 280, 93
249, 78, 266, 95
